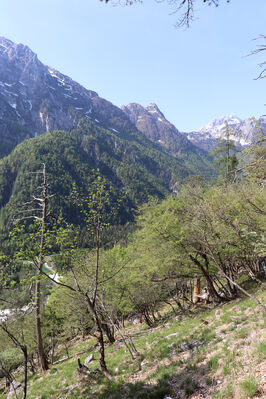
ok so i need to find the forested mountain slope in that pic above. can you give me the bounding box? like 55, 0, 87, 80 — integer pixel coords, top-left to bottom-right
122, 102, 210, 173
0, 36, 210, 177
0, 118, 193, 242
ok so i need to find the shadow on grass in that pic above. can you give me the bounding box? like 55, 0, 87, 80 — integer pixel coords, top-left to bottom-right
83, 360, 217, 399
91, 377, 171, 399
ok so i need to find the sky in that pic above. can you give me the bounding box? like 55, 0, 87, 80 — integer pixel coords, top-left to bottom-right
0, 0, 265, 131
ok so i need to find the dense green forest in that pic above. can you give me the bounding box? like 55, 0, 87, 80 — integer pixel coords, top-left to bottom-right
0, 118, 213, 251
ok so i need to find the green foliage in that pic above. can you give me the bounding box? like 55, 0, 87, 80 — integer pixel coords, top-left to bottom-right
241, 118, 266, 184
254, 342, 266, 360
208, 354, 220, 372
210, 122, 239, 184
0, 118, 203, 249
239, 375, 259, 398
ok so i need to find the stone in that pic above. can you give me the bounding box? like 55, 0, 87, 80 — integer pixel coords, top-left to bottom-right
127, 313, 139, 325
179, 340, 205, 352
8, 381, 23, 399
165, 332, 178, 339
84, 354, 94, 367
141, 360, 149, 367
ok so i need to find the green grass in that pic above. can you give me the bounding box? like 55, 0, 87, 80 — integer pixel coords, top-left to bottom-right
212, 382, 234, 398
254, 341, 266, 361
208, 354, 220, 373
234, 327, 249, 340
239, 375, 259, 398
1, 285, 265, 399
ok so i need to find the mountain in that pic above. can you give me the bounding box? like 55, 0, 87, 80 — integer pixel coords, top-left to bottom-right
0, 36, 217, 243
121, 103, 211, 174
0, 116, 196, 247
185, 115, 266, 152
0, 36, 212, 175
0, 37, 138, 158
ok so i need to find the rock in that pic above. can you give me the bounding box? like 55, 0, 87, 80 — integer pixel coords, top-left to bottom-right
179, 340, 205, 352
141, 360, 149, 367
8, 381, 22, 398
127, 313, 139, 325
165, 332, 178, 339
84, 354, 94, 367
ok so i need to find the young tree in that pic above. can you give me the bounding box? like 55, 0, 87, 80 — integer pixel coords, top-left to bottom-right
0, 321, 28, 399
12, 163, 56, 372
42, 170, 125, 378
242, 118, 266, 185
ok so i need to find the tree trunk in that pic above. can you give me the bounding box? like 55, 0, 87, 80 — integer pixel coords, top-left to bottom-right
94, 317, 112, 379
35, 278, 48, 371
102, 323, 115, 344
190, 255, 224, 302
193, 278, 200, 304
22, 346, 28, 399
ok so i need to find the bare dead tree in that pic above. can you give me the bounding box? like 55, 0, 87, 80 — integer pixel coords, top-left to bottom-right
250, 35, 266, 80
12, 163, 57, 372
0, 323, 28, 399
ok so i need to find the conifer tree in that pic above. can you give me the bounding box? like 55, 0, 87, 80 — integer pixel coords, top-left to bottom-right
211, 121, 239, 184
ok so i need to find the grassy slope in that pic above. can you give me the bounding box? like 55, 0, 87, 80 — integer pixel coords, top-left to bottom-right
0, 287, 265, 399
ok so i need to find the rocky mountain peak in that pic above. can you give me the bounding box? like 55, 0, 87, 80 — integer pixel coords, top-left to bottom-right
121, 102, 209, 169
198, 115, 242, 137
185, 115, 266, 151
145, 103, 165, 117
0, 37, 41, 78
0, 36, 141, 158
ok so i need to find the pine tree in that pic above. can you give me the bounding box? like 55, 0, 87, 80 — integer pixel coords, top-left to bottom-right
211, 121, 239, 184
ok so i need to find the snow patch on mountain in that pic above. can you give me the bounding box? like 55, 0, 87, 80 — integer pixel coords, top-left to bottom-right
185, 115, 266, 151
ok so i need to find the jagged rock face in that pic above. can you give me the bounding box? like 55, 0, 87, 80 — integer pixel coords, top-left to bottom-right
185, 115, 266, 152
121, 102, 197, 156
0, 37, 135, 158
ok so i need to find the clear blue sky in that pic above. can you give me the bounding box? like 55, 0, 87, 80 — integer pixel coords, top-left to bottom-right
0, 0, 265, 131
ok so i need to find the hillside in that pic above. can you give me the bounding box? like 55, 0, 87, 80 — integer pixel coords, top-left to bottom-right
0, 286, 264, 399
0, 36, 211, 178
0, 118, 193, 243
122, 103, 210, 174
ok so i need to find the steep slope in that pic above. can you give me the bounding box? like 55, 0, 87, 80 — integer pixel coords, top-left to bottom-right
0, 286, 264, 399
185, 115, 266, 152
0, 36, 213, 181
0, 37, 137, 158
122, 103, 211, 174
0, 119, 191, 239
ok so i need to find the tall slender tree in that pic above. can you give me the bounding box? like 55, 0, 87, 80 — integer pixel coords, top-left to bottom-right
211, 121, 239, 184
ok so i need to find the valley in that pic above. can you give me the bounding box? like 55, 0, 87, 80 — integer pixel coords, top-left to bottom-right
0, 33, 265, 399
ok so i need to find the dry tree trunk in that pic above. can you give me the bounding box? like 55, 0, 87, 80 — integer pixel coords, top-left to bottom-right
193, 278, 200, 304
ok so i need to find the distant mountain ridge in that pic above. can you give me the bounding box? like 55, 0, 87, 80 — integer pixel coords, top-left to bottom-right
122, 102, 265, 155
0, 36, 138, 158
0, 37, 214, 239
121, 102, 211, 174
0, 35, 263, 176
185, 115, 266, 152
